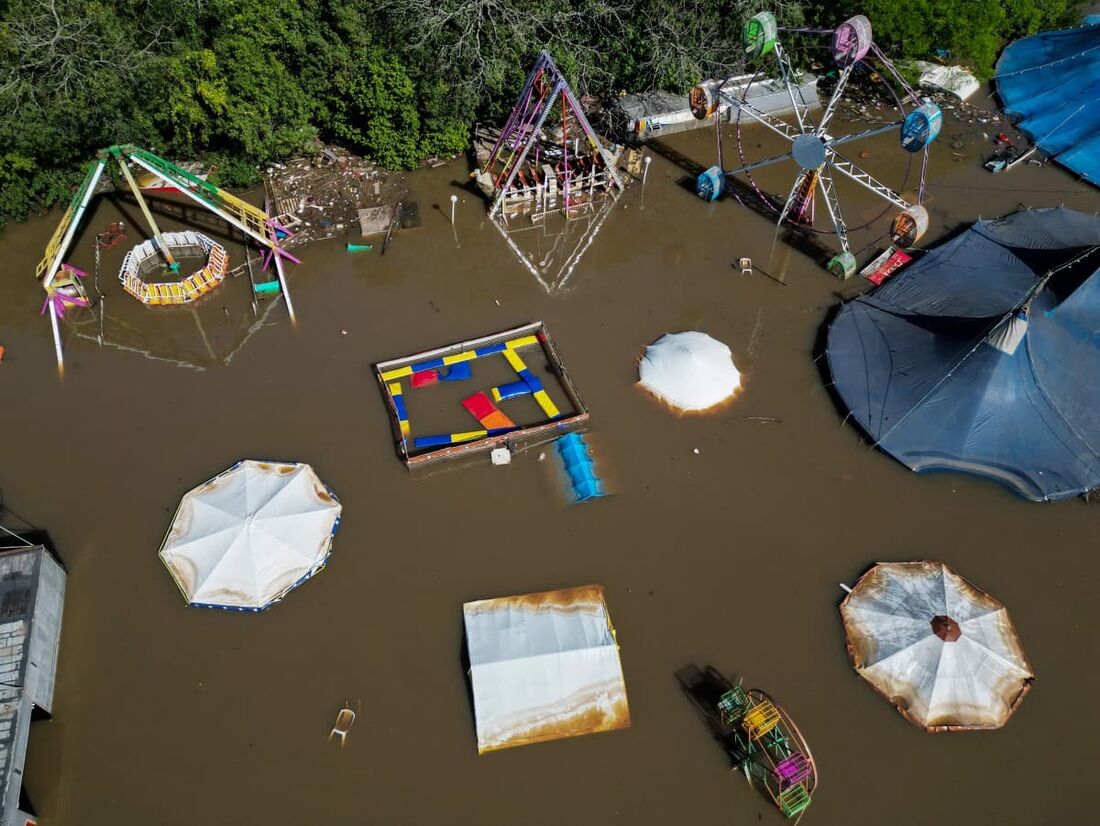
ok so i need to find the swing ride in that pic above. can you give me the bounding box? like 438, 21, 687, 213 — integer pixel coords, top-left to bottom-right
474, 51, 624, 220
34, 144, 301, 375
679, 665, 818, 821
119, 231, 229, 305
472, 52, 629, 293
691, 11, 942, 278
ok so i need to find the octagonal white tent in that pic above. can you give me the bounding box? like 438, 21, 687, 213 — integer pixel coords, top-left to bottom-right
840, 561, 1034, 731
159, 460, 342, 611
639, 331, 741, 412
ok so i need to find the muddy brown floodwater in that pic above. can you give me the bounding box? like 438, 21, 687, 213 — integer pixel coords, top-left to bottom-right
1, 98, 1098, 826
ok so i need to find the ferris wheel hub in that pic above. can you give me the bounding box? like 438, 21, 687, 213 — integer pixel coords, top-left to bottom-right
792, 134, 827, 170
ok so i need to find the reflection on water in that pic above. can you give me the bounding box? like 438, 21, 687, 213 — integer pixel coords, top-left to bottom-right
492, 193, 622, 293
70, 277, 288, 371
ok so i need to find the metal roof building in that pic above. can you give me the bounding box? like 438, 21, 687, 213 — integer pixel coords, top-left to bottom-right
0, 543, 65, 826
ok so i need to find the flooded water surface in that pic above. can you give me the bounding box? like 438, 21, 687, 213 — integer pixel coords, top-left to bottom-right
1, 113, 1098, 825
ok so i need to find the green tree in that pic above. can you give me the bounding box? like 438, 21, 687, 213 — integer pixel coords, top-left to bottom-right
812, 0, 1072, 76
326, 46, 421, 168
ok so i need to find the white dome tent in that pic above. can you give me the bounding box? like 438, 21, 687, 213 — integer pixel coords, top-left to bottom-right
159, 460, 342, 611
638, 331, 741, 412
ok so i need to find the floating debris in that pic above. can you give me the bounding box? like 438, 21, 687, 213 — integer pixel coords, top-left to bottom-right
264, 143, 409, 247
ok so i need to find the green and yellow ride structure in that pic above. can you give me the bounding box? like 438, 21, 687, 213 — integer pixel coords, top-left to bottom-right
35, 145, 300, 376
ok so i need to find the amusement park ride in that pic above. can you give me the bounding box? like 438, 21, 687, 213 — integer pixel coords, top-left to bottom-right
691, 12, 943, 278
34, 144, 300, 375
680, 665, 818, 821
476, 50, 624, 220
473, 51, 628, 292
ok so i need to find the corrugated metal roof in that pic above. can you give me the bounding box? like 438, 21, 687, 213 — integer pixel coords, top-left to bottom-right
0, 544, 65, 826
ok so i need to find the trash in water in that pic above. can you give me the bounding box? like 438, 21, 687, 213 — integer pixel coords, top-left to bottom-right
913, 61, 979, 100
860, 246, 912, 285
329, 700, 360, 747
555, 432, 604, 503
265, 143, 409, 248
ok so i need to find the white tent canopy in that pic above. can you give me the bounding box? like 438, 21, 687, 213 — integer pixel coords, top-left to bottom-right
463, 585, 631, 753
159, 460, 342, 611
840, 561, 1034, 731
638, 331, 741, 412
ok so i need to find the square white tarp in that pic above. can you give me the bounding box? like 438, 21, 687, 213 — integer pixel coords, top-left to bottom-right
463, 584, 631, 753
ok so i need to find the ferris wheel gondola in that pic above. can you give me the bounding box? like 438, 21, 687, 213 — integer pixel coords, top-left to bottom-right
691, 12, 942, 278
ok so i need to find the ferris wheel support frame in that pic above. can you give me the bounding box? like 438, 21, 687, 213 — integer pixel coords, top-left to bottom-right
691, 12, 942, 277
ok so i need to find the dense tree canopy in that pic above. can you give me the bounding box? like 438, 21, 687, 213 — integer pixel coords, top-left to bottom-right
815, 0, 1073, 78
0, 0, 1076, 226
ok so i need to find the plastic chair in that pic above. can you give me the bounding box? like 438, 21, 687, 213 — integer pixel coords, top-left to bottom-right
329, 701, 358, 747
739, 257, 753, 276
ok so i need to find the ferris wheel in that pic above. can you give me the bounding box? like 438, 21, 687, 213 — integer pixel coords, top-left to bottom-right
690, 12, 942, 278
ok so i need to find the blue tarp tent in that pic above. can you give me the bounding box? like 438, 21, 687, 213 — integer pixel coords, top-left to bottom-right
997, 25, 1100, 185
827, 208, 1100, 501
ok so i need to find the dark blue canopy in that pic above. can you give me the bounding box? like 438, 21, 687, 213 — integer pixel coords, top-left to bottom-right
997, 25, 1100, 185
827, 208, 1100, 501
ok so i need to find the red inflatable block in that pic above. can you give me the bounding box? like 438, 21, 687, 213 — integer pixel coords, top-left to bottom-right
462, 392, 515, 429
411, 370, 439, 388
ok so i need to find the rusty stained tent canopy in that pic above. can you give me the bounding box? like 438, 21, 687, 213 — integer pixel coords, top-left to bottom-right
840, 561, 1034, 731
463, 584, 631, 753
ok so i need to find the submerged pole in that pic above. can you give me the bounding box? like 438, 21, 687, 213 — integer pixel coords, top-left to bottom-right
272, 246, 297, 327
245, 243, 258, 317
450, 195, 460, 246
48, 300, 64, 377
